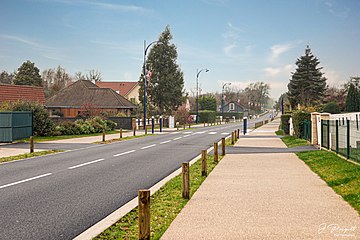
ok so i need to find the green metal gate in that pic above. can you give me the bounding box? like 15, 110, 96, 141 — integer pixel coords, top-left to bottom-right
301, 120, 311, 141
321, 120, 330, 149
0, 111, 33, 142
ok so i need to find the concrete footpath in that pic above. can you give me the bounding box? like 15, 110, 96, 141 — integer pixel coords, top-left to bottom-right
162, 119, 360, 239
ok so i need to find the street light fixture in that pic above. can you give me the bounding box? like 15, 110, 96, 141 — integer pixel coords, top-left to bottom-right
196, 68, 209, 124
143, 40, 162, 130
221, 82, 231, 114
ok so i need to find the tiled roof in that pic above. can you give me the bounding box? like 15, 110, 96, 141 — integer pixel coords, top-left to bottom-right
0, 84, 46, 104
46, 80, 135, 109
96, 81, 138, 96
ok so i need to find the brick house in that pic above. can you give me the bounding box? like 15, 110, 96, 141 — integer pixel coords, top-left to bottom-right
95, 81, 140, 104
46, 80, 135, 117
0, 84, 46, 105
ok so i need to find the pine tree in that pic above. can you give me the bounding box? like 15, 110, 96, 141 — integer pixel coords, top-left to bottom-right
345, 83, 360, 112
287, 46, 327, 108
14, 60, 43, 87
139, 25, 185, 115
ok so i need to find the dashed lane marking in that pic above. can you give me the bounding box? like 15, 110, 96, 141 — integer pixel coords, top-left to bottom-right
141, 144, 156, 149
68, 159, 104, 170
0, 173, 53, 190
113, 150, 136, 157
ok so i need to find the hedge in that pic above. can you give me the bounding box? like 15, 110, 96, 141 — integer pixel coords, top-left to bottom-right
291, 111, 311, 138
280, 114, 291, 135
198, 110, 217, 123
216, 112, 243, 120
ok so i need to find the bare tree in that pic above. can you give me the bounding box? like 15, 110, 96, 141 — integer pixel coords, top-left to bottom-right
86, 69, 102, 82
42, 66, 73, 98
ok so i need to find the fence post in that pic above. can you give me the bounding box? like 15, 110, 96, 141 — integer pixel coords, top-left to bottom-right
231, 132, 235, 145
120, 128, 123, 138
214, 142, 218, 163
102, 129, 106, 142
30, 136, 34, 153
202, 150, 207, 176
335, 120, 339, 154
327, 120, 330, 150
221, 138, 225, 156
243, 117, 247, 135
347, 119, 350, 159
138, 190, 150, 240
237, 129, 240, 139
182, 162, 190, 199
133, 126, 136, 136
321, 120, 323, 148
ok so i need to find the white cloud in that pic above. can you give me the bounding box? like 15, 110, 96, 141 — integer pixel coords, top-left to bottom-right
267, 41, 303, 63
324, 69, 346, 87
264, 64, 293, 77
223, 44, 237, 56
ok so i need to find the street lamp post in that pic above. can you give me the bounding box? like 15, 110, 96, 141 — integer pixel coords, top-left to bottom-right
143, 40, 161, 130
196, 68, 209, 124
221, 82, 231, 114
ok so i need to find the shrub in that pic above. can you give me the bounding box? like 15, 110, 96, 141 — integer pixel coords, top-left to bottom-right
5, 100, 54, 136
198, 110, 216, 123
216, 112, 243, 120
291, 111, 311, 138
53, 117, 116, 135
280, 114, 291, 135
323, 102, 340, 114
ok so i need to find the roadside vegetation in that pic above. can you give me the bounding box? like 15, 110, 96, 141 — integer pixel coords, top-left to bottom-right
96, 154, 222, 239
278, 132, 360, 214
0, 150, 63, 164
297, 150, 360, 213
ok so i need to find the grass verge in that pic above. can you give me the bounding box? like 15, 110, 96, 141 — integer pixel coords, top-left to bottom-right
95, 154, 222, 239
275, 129, 284, 135
296, 150, 360, 213
280, 135, 309, 148
0, 150, 64, 164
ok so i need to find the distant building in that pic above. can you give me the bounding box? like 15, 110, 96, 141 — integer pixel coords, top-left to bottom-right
46, 80, 135, 117
0, 84, 45, 105
219, 101, 247, 113
96, 81, 140, 104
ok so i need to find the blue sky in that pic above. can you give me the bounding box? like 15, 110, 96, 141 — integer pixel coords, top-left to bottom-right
1, 0, 359, 99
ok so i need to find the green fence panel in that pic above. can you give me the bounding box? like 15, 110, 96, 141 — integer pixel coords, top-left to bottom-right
0, 111, 33, 142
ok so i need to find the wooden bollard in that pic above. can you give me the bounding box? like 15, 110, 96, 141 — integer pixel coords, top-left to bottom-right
102, 129, 106, 142
214, 142, 218, 163
138, 190, 150, 240
231, 132, 235, 145
203, 122, 206, 127
120, 128, 123, 138
30, 136, 34, 153
145, 126, 147, 135
133, 127, 136, 136
237, 129, 240, 139
182, 162, 190, 199
202, 150, 207, 176
189, 123, 191, 128
235, 130, 238, 141
183, 124, 185, 129
221, 138, 225, 156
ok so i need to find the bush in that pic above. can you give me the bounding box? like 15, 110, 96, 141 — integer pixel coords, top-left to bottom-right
280, 114, 291, 135
198, 110, 216, 123
291, 111, 311, 138
323, 102, 340, 114
53, 117, 117, 135
3, 100, 54, 136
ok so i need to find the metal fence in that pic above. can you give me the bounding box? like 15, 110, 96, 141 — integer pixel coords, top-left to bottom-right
0, 111, 33, 142
301, 120, 311, 141
321, 119, 360, 163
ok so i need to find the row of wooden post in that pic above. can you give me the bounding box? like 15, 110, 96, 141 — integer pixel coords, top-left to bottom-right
138, 137, 229, 239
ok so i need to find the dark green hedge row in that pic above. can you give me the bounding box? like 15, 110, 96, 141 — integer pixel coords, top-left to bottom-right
280, 114, 291, 135
291, 111, 311, 138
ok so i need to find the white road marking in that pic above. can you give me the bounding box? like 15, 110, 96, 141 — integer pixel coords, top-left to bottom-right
208, 132, 217, 135
68, 158, 104, 170
183, 131, 192, 134
160, 140, 171, 144
221, 132, 229, 135
193, 131, 205, 135
173, 137, 182, 140
183, 134, 191, 138
113, 150, 136, 157
0, 173, 53, 189
141, 144, 156, 149
170, 132, 180, 135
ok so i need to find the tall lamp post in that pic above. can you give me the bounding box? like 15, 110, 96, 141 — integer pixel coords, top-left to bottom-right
221, 82, 231, 114
196, 68, 209, 124
143, 40, 161, 130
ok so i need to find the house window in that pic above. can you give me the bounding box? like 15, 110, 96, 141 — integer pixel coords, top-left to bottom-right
229, 103, 235, 111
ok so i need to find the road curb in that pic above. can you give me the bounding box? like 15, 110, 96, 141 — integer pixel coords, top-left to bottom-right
73, 135, 231, 240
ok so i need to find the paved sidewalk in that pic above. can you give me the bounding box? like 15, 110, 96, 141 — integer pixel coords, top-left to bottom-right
162, 118, 360, 239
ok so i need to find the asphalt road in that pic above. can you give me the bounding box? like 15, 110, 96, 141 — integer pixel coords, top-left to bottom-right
0, 115, 272, 240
